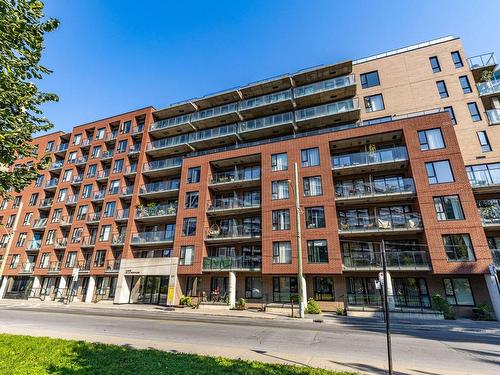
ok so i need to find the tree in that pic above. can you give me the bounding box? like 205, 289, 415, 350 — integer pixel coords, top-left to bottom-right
0, 0, 59, 197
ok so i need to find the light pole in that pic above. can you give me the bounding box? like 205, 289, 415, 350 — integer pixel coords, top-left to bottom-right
292, 163, 306, 318
380, 239, 393, 375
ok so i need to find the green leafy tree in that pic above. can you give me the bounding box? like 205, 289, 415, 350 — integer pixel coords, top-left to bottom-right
0, 0, 59, 197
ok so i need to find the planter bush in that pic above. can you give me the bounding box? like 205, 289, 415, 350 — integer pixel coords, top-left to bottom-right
305, 298, 321, 314
432, 294, 455, 320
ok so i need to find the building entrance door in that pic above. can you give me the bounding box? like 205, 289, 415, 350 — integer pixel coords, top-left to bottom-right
136, 276, 169, 305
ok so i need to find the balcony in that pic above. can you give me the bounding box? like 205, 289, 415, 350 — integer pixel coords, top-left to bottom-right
202, 256, 262, 272
146, 134, 192, 156
467, 53, 497, 81
48, 261, 62, 273
115, 209, 130, 222
205, 225, 261, 244
135, 204, 177, 222
49, 161, 64, 172
138, 180, 180, 199
294, 74, 356, 107
80, 139, 92, 149
486, 109, 500, 125
101, 150, 114, 161
19, 262, 35, 274
150, 114, 194, 137
33, 218, 48, 230
207, 198, 261, 216
75, 156, 88, 167
26, 240, 41, 251
338, 212, 422, 236
190, 102, 239, 129
239, 89, 293, 119
128, 144, 141, 157
111, 234, 126, 246
188, 124, 239, 150
238, 112, 294, 141
39, 198, 53, 210
71, 175, 84, 186
142, 157, 182, 177
65, 195, 78, 206
86, 212, 101, 225
60, 216, 73, 227
92, 190, 106, 202
124, 164, 137, 176
119, 186, 134, 199
295, 98, 360, 130
54, 143, 68, 156
335, 178, 415, 205
44, 179, 58, 191
81, 236, 96, 248
105, 131, 118, 143
54, 238, 68, 249
105, 259, 121, 273
467, 167, 500, 193
342, 250, 431, 271
332, 146, 409, 177
209, 169, 261, 191
96, 169, 110, 181
491, 248, 500, 266
130, 231, 175, 246
78, 260, 91, 272
132, 124, 144, 137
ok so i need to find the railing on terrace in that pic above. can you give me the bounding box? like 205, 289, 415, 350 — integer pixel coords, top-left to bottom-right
207, 198, 261, 211
239, 112, 293, 133
27, 240, 41, 250
151, 114, 191, 131
295, 98, 359, 121
39, 198, 53, 208
190, 103, 238, 122
467, 53, 496, 69
55, 238, 68, 248
147, 134, 190, 150
135, 204, 177, 218
120, 186, 134, 196
93, 191, 106, 201
332, 146, 408, 169
65, 195, 78, 205
210, 169, 261, 185
55, 144, 68, 153
143, 157, 183, 172
48, 261, 62, 272
81, 236, 96, 247
129, 144, 141, 153
20, 262, 35, 273
202, 256, 262, 271
338, 212, 422, 232
101, 151, 114, 159
205, 225, 261, 239
86, 212, 101, 222
239, 90, 292, 111
78, 260, 92, 271
105, 259, 121, 272
49, 161, 64, 170
96, 169, 110, 179
75, 156, 88, 165
131, 231, 175, 244
139, 180, 180, 194
342, 250, 430, 270
294, 74, 355, 97
335, 178, 415, 199
189, 124, 237, 142
33, 218, 48, 228
45, 179, 58, 188
133, 124, 144, 134
111, 233, 126, 245
116, 209, 130, 220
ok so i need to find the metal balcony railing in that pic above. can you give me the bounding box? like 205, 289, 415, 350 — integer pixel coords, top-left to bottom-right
335, 178, 415, 199
477, 76, 500, 96
151, 114, 191, 132
147, 134, 190, 151
39, 198, 53, 208
295, 98, 359, 122
143, 157, 183, 172
105, 260, 121, 272
80, 139, 92, 148
105, 131, 118, 142
78, 259, 92, 271
48, 261, 62, 272
120, 186, 134, 196
129, 144, 141, 154
111, 233, 126, 245
27, 240, 41, 251
338, 212, 422, 233
210, 169, 261, 185
191, 103, 238, 122
65, 195, 78, 205
135, 204, 177, 218
207, 198, 260, 211
202, 256, 262, 271
101, 150, 114, 160
486, 109, 500, 125
45, 179, 59, 189
332, 146, 408, 169
54, 238, 68, 249
239, 112, 293, 133
49, 161, 64, 170
205, 225, 262, 240
60, 216, 73, 226
96, 169, 110, 180
294, 74, 355, 98
467, 53, 496, 69
115, 209, 130, 220
239, 89, 292, 111
75, 156, 88, 165
20, 262, 35, 273
33, 218, 48, 228
86, 212, 101, 223
92, 191, 106, 201
55, 143, 68, 153
132, 124, 144, 135
189, 124, 237, 143
342, 250, 430, 270
139, 180, 180, 194
81, 236, 96, 247
131, 231, 175, 244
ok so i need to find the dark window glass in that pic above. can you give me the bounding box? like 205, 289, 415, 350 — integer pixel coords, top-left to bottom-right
444, 106, 457, 125
451, 51, 463, 68
444, 278, 474, 306
305, 207, 325, 229
436, 80, 448, 98
468, 102, 482, 122
182, 217, 197, 236
477, 131, 492, 152
443, 234, 475, 261
360, 71, 380, 89
307, 240, 328, 263
429, 56, 441, 73
459, 76, 472, 94
425, 160, 454, 184
187, 167, 201, 183
433, 195, 464, 220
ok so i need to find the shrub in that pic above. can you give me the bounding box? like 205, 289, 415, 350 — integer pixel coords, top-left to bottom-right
336, 306, 346, 316
432, 294, 455, 320
305, 298, 321, 314
473, 303, 493, 321
179, 296, 192, 306
235, 298, 246, 310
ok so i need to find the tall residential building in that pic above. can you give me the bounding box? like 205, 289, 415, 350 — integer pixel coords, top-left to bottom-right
0, 36, 499, 319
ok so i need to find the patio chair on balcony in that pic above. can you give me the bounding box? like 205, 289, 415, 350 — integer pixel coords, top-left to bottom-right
377, 218, 392, 229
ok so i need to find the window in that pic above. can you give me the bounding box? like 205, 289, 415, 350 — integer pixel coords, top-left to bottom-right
81, 184, 92, 199
73, 134, 81, 145
434, 196, 464, 221
39, 253, 50, 268
443, 234, 475, 261
45, 141, 54, 152
77, 205, 88, 220
468, 102, 482, 122
271, 153, 288, 171
113, 159, 124, 173
6, 214, 16, 228
301, 148, 320, 167
436, 80, 448, 98
51, 208, 62, 223
307, 240, 328, 263
364, 94, 385, 112
187, 167, 201, 183
23, 213, 32, 226
272, 241, 292, 264
96, 128, 105, 140
182, 217, 197, 236
109, 180, 120, 194
444, 278, 474, 306
477, 131, 492, 152
245, 277, 262, 299
57, 188, 67, 202
28, 193, 38, 206
425, 160, 454, 184
68, 151, 77, 163
99, 225, 112, 241
91, 146, 101, 158
87, 164, 97, 178
429, 56, 441, 73
303, 176, 323, 196
62, 169, 72, 182
305, 207, 325, 229
179, 245, 194, 265
94, 250, 106, 267
360, 71, 380, 89
0, 200, 7, 210
444, 106, 457, 125
184, 276, 201, 296
65, 252, 77, 268
71, 228, 82, 243
179, 190, 198, 209
272, 209, 290, 230
0, 234, 8, 248
459, 76, 472, 94
117, 140, 128, 153
120, 120, 131, 134
10, 254, 20, 269
451, 51, 463, 68
313, 277, 334, 301
104, 202, 116, 218
35, 174, 44, 187
45, 230, 55, 245
12, 196, 21, 208
271, 180, 289, 200
466, 163, 500, 186
16, 232, 27, 247
418, 128, 445, 150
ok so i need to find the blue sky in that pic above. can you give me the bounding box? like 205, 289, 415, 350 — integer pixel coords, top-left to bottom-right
40, 0, 499, 132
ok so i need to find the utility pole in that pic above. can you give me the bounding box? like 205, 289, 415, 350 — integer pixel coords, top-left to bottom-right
293, 163, 306, 318
380, 239, 393, 375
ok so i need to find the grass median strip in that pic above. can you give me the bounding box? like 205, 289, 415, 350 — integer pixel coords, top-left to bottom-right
0, 334, 356, 374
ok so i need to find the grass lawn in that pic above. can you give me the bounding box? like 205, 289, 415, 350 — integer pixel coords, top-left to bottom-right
0, 334, 356, 375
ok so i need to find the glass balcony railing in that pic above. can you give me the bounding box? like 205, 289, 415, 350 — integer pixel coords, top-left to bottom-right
239, 112, 293, 133
72, 175, 84, 184
55, 144, 68, 153
135, 204, 177, 218
147, 134, 189, 151
205, 225, 262, 240
105, 259, 121, 272
80, 139, 92, 148
467, 53, 496, 69
202, 256, 262, 271
105, 131, 118, 142
139, 180, 180, 195
131, 231, 175, 244
33, 218, 48, 228
48, 261, 62, 272
189, 124, 237, 143
191, 103, 238, 122
143, 157, 183, 172
86, 212, 101, 223
239, 90, 292, 111
96, 169, 110, 180
486, 109, 500, 125
338, 212, 422, 232
60, 216, 73, 226
39, 198, 53, 208
81, 236, 96, 247
208, 198, 261, 211
342, 250, 430, 270
129, 144, 141, 154
75, 156, 88, 165
27, 240, 41, 250
54, 238, 68, 249
477, 78, 500, 96
125, 164, 137, 174
295, 98, 359, 122
45, 179, 59, 189
151, 114, 191, 132
111, 234, 126, 245
294, 74, 355, 98
210, 168, 261, 185
335, 178, 415, 199
78, 259, 92, 271
116, 209, 130, 220
102, 150, 114, 159
332, 146, 408, 169
491, 248, 500, 266
120, 186, 134, 196
65, 195, 78, 205
49, 161, 64, 170
467, 167, 500, 188
20, 262, 35, 273
92, 191, 106, 201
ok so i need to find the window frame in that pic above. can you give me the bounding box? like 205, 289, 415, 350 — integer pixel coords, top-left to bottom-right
429, 56, 441, 73
443, 278, 475, 306
360, 71, 380, 89
433, 195, 464, 221
363, 94, 385, 112
425, 160, 454, 184
418, 128, 445, 151
436, 80, 449, 99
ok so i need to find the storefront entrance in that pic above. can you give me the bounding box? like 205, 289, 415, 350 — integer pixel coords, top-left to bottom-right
132, 276, 169, 305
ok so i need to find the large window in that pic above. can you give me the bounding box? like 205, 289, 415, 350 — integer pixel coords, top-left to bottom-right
429, 56, 441, 73
81, 184, 92, 199
418, 128, 445, 150
187, 167, 201, 184
305, 207, 325, 229
179, 245, 194, 265
301, 148, 320, 167
104, 202, 116, 218
307, 240, 328, 263
468, 102, 482, 122
451, 51, 463, 68
272, 180, 289, 200
360, 71, 380, 89
433, 195, 464, 220
443, 234, 475, 261
245, 277, 262, 299
444, 106, 457, 125
364, 94, 385, 112
185, 191, 199, 209
436, 80, 449, 98
459, 76, 472, 94
94, 250, 106, 267
271, 153, 288, 171
272, 209, 290, 231
425, 160, 454, 184
272, 241, 291, 264
99, 225, 112, 242
477, 131, 492, 152
182, 217, 197, 236
303, 176, 323, 196
313, 277, 334, 301
466, 163, 500, 186
444, 278, 474, 306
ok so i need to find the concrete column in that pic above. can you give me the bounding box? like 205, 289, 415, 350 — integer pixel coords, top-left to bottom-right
484, 274, 500, 321
85, 276, 96, 303
0, 277, 9, 299
30, 276, 41, 299
167, 275, 178, 306
114, 274, 130, 304
228, 271, 236, 308
385, 272, 396, 310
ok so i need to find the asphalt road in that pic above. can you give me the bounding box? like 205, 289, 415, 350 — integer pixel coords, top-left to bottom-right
0, 305, 499, 375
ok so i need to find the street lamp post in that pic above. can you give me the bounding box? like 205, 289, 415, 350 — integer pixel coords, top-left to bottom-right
293, 163, 306, 318
380, 239, 393, 375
